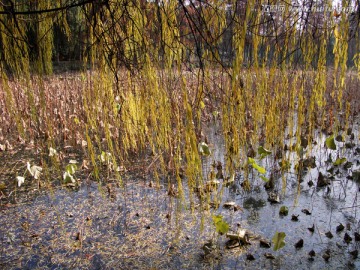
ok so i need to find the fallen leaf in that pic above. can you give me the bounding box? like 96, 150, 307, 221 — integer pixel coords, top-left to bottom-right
198, 142, 211, 156
258, 146, 271, 159
212, 215, 229, 235
223, 201, 236, 209
325, 231, 333, 238
301, 209, 311, 215
349, 250, 358, 259
354, 232, 360, 241
49, 147, 58, 157
336, 223, 345, 232
248, 157, 266, 174
0, 181, 6, 190
268, 192, 280, 203
344, 233, 352, 243
317, 172, 330, 187
272, 231, 286, 251
27, 162, 42, 179
5, 140, 13, 150
16, 176, 25, 187
202, 240, 216, 255
325, 135, 336, 150
264, 253, 275, 259
279, 205, 288, 216
0, 144, 5, 151
333, 157, 346, 166
65, 164, 77, 174
294, 239, 304, 249
335, 134, 344, 142
225, 239, 239, 249
246, 253, 255, 260
63, 172, 75, 183
260, 238, 271, 248
322, 250, 331, 261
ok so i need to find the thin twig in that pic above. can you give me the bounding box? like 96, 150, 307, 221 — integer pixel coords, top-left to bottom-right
339, 205, 360, 210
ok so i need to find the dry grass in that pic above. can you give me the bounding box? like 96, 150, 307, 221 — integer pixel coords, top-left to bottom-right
0, 68, 359, 186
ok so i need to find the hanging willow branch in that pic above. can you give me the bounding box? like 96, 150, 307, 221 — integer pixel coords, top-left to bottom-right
0, 0, 103, 15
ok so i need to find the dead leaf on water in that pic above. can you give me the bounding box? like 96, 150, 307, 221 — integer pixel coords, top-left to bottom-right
336, 223, 345, 232
325, 231, 333, 238
268, 192, 280, 203
322, 249, 331, 261
259, 238, 271, 248
309, 250, 316, 257
294, 239, 304, 249
308, 224, 315, 233
264, 253, 275, 259
223, 201, 236, 209
225, 239, 239, 249
246, 253, 255, 260
349, 250, 358, 259
344, 233, 352, 243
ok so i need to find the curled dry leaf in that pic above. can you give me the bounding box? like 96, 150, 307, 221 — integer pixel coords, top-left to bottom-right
268, 192, 280, 203
49, 147, 58, 157
0, 143, 5, 151
16, 176, 25, 187
82, 160, 89, 170
27, 162, 42, 180
5, 140, 13, 150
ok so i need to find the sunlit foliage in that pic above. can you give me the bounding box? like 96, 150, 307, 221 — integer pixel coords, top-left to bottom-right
0, 0, 359, 195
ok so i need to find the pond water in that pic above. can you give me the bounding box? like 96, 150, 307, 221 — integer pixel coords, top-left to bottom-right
1, 121, 360, 269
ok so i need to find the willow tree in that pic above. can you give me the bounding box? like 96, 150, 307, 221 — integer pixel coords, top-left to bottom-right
0, 0, 359, 197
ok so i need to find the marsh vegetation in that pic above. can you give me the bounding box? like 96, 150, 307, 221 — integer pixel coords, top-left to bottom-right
1, 0, 360, 269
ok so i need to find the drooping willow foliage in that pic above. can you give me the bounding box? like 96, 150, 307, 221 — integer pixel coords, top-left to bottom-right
0, 0, 359, 199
